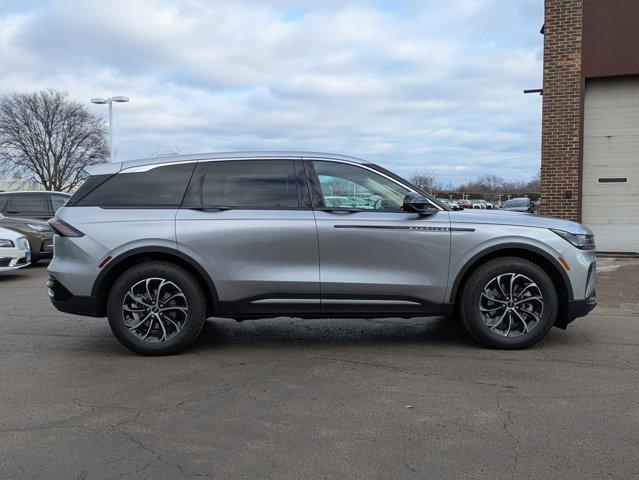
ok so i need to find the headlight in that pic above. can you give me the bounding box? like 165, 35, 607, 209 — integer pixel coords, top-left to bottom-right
0, 239, 15, 248
551, 229, 595, 250
26, 223, 52, 233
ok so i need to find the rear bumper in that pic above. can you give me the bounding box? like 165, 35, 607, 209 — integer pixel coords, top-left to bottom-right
47, 276, 102, 317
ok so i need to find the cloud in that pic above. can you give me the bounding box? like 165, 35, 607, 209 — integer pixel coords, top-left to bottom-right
0, 0, 543, 184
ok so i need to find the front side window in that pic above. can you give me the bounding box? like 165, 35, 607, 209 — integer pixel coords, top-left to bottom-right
202, 160, 299, 209
10, 194, 48, 212
313, 161, 408, 211
76, 163, 196, 207
51, 195, 69, 210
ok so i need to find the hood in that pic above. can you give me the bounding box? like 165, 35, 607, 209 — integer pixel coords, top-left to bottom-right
449, 209, 592, 235
0, 226, 24, 241
0, 216, 48, 227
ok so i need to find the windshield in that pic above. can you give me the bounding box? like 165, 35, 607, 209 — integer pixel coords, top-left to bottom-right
504, 199, 529, 208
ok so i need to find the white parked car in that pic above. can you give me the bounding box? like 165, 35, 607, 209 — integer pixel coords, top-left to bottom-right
0, 227, 31, 272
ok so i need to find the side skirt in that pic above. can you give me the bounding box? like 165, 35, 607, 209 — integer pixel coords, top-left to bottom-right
216, 293, 445, 320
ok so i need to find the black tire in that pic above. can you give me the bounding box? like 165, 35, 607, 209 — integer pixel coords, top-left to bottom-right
459, 257, 558, 349
107, 261, 207, 355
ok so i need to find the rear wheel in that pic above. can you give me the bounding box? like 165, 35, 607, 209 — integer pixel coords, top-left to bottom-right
107, 261, 206, 355
459, 257, 558, 349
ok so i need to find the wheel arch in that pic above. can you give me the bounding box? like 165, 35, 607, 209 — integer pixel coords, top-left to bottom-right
91, 247, 219, 317
447, 243, 573, 324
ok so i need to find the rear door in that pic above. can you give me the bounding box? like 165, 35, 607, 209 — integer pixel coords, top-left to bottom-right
176, 158, 320, 317
307, 159, 451, 316
6, 194, 50, 220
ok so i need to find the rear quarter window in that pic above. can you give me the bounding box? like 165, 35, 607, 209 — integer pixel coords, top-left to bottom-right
76, 163, 196, 207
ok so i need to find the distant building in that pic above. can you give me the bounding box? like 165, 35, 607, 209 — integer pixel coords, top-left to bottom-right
541, 0, 639, 253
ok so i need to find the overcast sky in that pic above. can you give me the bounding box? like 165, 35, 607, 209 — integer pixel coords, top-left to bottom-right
0, 0, 543, 184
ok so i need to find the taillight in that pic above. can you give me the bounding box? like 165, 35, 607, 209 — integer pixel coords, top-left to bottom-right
48, 218, 84, 237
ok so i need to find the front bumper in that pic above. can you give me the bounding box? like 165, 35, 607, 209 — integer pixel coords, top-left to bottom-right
0, 245, 31, 272
555, 294, 598, 329
47, 276, 102, 317
32, 235, 54, 259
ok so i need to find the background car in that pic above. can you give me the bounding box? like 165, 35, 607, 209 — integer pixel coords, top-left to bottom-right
503, 197, 534, 213
0, 191, 71, 220
324, 196, 357, 208
0, 227, 30, 272
0, 214, 53, 262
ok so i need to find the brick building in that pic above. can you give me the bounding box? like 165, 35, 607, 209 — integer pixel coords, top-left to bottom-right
541, 0, 639, 253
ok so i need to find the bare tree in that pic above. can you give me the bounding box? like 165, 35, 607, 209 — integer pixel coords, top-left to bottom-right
473, 174, 505, 194
0, 89, 109, 191
409, 170, 438, 193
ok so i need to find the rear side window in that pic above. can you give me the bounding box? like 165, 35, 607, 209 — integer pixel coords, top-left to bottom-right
10, 194, 48, 212
0, 195, 7, 210
201, 160, 299, 208
76, 163, 196, 207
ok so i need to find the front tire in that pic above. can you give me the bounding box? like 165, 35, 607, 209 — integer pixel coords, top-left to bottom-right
107, 261, 206, 355
459, 257, 558, 349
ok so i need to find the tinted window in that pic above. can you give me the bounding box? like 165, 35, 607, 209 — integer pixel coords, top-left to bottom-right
0, 195, 7, 210
10, 194, 48, 212
202, 160, 299, 208
51, 195, 69, 210
313, 161, 408, 211
77, 164, 195, 207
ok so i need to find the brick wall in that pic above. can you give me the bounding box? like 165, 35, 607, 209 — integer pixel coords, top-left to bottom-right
541, 0, 583, 219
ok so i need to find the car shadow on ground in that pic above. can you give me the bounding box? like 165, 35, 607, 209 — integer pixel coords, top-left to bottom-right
185, 316, 478, 352
0, 273, 21, 281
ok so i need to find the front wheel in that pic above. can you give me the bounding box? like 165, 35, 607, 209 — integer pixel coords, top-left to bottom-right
459, 257, 558, 349
107, 261, 207, 355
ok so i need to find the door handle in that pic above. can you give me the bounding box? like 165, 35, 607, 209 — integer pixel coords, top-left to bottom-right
319, 208, 361, 213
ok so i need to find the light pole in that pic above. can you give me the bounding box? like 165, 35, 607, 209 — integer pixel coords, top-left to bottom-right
91, 96, 129, 162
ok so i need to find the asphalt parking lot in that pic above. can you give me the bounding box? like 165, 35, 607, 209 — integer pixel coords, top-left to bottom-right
1, 260, 638, 479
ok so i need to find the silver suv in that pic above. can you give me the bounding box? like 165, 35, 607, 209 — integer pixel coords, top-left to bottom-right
47, 152, 597, 355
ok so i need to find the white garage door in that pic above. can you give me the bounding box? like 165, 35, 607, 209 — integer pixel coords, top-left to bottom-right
583, 77, 639, 253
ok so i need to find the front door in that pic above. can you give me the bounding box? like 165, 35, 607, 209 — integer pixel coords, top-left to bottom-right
176, 158, 320, 317
307, 159, 451, 316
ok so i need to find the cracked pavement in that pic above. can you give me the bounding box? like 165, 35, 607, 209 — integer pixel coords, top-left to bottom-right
1, 262, 638, 479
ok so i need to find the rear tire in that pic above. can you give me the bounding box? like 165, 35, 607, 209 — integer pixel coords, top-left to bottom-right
459, 257, 558, 349
107, 261, 206, 355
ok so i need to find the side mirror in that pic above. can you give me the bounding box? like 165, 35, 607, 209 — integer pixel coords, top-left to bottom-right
402, 193, 439, 215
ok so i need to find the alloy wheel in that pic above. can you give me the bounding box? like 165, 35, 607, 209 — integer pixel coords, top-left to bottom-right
479, 273, 544, 337
121, 277, 189, 343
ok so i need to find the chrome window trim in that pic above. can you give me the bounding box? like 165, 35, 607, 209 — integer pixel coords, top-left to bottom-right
119, 155, 305, 174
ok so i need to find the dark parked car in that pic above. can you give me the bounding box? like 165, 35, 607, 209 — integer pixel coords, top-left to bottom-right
0, 191, 71, 220
0, 214, 54, 262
